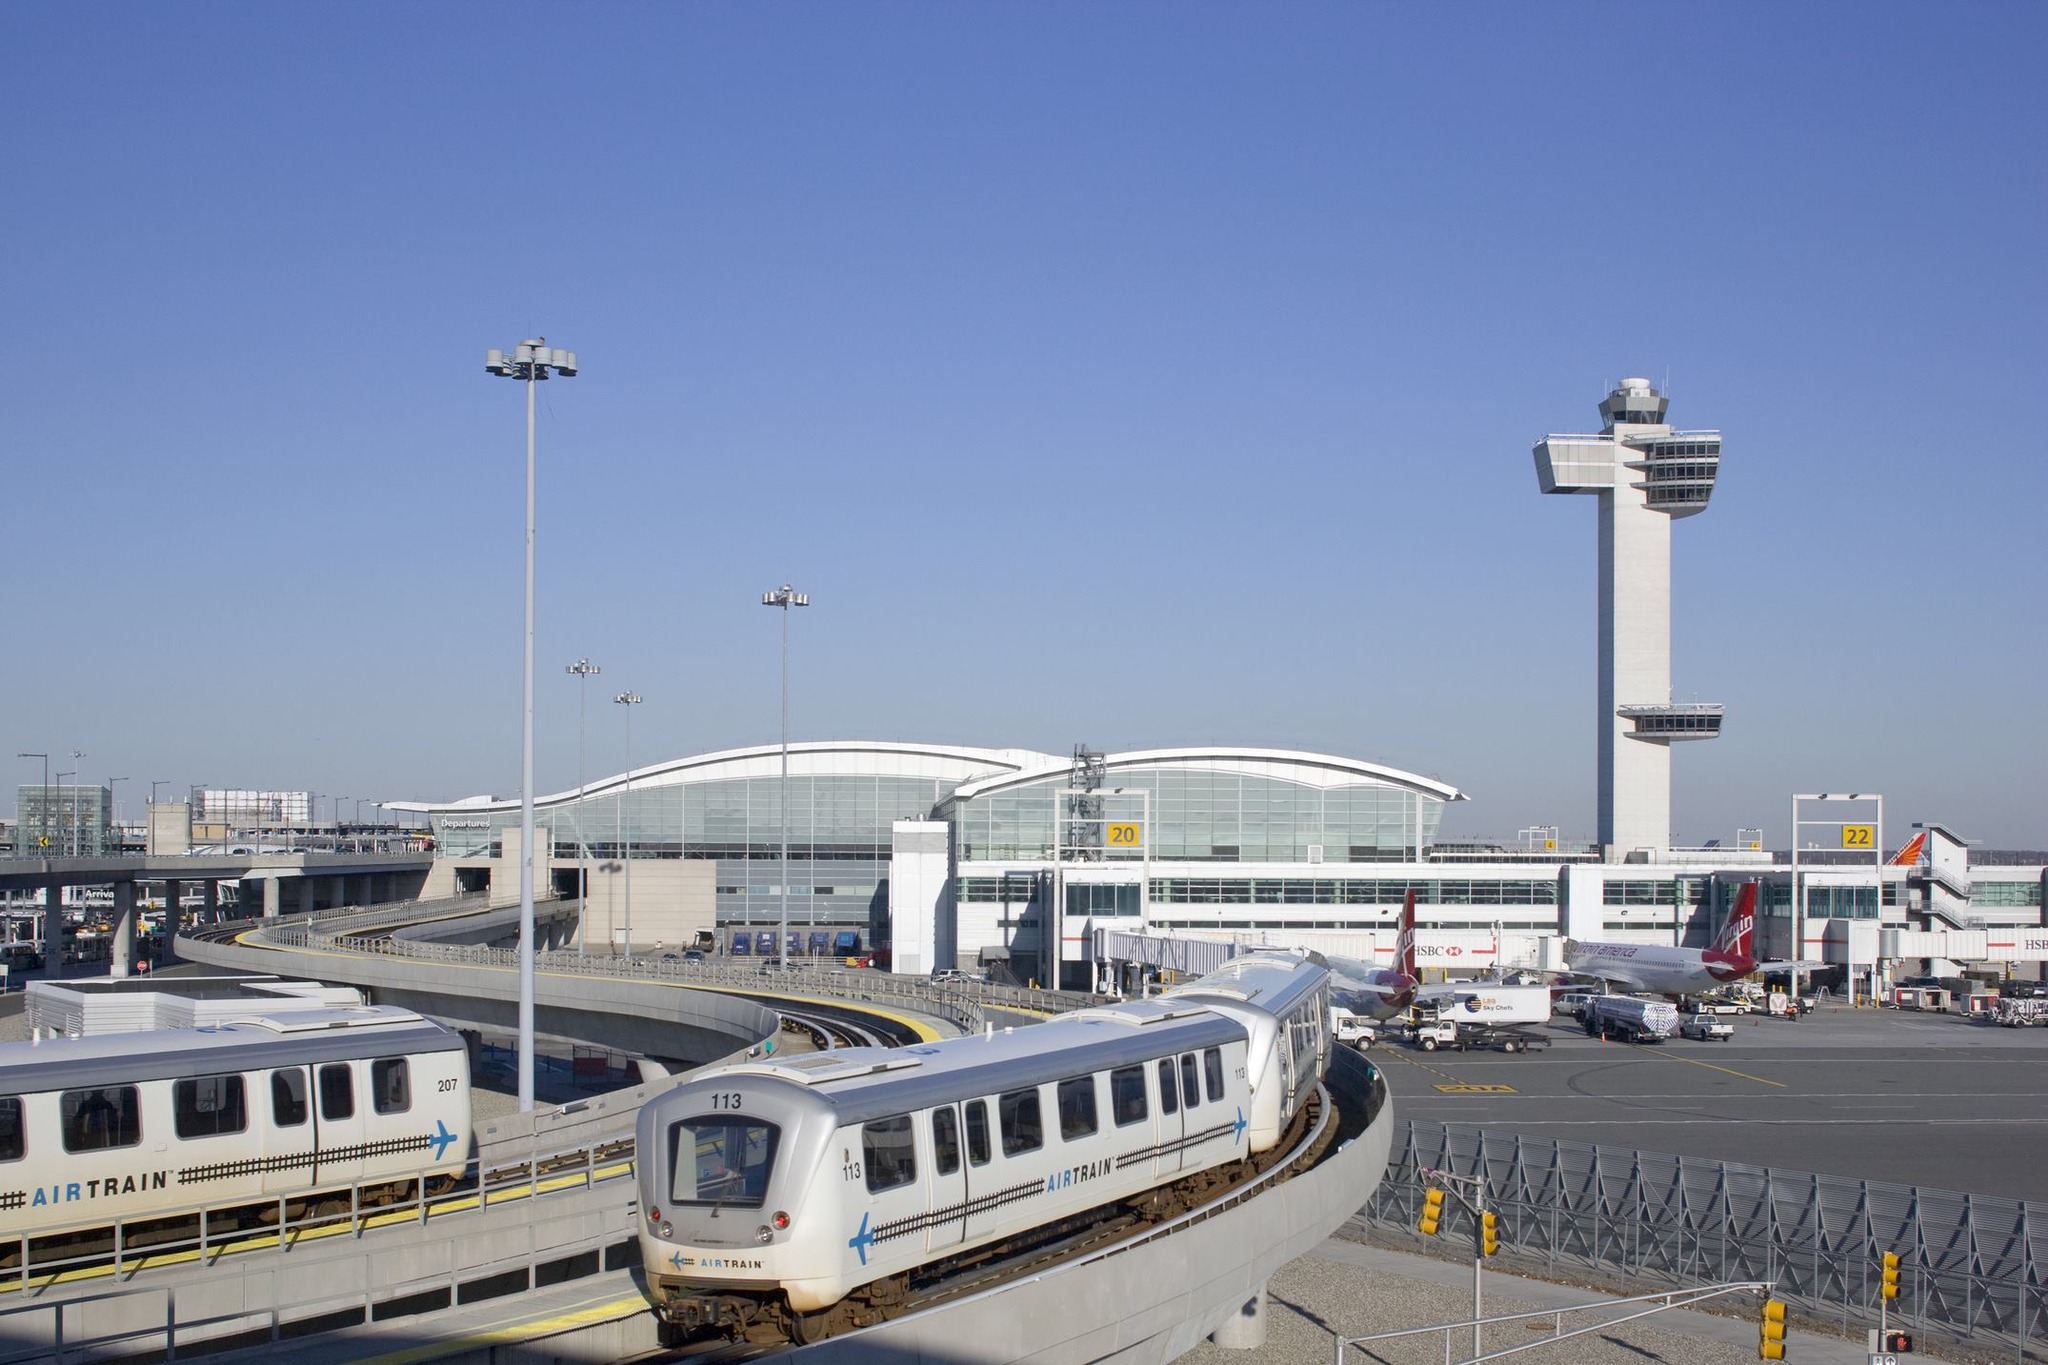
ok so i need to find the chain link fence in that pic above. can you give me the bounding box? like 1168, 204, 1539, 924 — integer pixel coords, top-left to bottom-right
1361, 1121, 2044, 1362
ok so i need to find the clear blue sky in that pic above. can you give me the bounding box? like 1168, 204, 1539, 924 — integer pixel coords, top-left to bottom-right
5, 4, 2043, 849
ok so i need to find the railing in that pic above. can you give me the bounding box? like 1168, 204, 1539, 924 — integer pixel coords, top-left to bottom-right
1362, 1121, 2046, 1360
225, 895, 1107, 1036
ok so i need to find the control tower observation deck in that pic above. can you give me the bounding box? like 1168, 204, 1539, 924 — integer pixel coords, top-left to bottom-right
1534, 378, 1724, 858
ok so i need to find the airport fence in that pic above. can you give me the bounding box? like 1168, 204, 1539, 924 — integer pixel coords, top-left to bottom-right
1361, 1120, 2046, 1361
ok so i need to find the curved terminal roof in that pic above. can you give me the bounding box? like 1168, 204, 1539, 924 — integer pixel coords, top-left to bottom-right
947, 746, 1466, 804
389, 741, 1061, 817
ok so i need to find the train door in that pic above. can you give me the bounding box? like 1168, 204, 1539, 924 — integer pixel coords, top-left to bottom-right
1154, 1057, 1184, 1177
311, 1060, 367, 1188
264, 1066, 313, 1196
960, 1098, 998, 1242
926, 1104, 966, 1253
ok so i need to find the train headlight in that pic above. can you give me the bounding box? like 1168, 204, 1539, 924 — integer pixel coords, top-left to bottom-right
772, 1210, 791, 1231
756, 1224, 775, 1245
648, 1207, 661, 1224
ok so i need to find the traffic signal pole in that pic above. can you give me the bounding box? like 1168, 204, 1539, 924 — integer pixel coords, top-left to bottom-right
1418, 1167, 1496, 1356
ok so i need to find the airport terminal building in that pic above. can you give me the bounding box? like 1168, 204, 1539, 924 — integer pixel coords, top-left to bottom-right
398, 740, 2046, 992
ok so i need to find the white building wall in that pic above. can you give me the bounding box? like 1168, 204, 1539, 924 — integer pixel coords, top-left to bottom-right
888, 820, 950, 975
1602, 446, 1674, 857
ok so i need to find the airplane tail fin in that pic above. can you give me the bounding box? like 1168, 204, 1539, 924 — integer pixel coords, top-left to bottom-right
1889, 831, 1927, 867
1713, 881, 1758, 961
1396, 888, 1418, 980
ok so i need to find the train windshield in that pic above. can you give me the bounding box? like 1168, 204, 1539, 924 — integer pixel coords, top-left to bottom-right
668, 1116, 781, 1208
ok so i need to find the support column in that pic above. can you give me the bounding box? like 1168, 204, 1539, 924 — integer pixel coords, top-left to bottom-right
298, 879, 316, 915
331, 875, 348, 912
263, 877, 282, 919
111, 880, 138, 979
203, 879, 219, 921
42, 879, 63, 978
1208, 1284, 1268, 1349
164, 879, 185, 946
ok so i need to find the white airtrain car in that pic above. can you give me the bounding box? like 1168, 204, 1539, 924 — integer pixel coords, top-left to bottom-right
0, 1007, 470, 1265
636, 952, 1331, 1343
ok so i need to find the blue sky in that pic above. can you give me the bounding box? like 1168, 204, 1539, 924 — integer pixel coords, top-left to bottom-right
5, 4, 2043, 848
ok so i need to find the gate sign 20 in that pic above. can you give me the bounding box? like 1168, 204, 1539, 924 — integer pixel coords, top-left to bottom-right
1106, 823, 1143, 848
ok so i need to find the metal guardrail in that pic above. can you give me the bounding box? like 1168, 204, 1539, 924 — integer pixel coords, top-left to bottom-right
233, 894, 1106, 1037
1363, 1120, 2046, 1360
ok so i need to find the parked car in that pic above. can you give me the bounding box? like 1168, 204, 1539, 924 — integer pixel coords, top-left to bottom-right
1554, 992, 1594, 1017
1679, 1013, 1735, 1041
681, 949, 706, 965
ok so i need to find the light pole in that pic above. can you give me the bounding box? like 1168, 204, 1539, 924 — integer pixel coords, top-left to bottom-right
614, 691, 642, 959
565, 658, 603, 954
761, 585, 809, 970
67, 751, 85, 858
107, 779, 126, 855
18, 755, 49, 855
486, 336, 578, 1115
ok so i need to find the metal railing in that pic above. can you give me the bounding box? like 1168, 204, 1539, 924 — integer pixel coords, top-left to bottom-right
1362, 1121, 2046, 1361
1335, 1280, 1773, 1365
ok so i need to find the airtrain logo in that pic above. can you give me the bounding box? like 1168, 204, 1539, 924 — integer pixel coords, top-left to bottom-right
667, 1252, 764, 1271
28, 1171, 170, 1207
1044, 1158, 1112, 1193
428, 1119, 459, 1160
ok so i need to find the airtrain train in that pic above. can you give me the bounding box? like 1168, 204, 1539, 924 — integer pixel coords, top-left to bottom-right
0, 1006, 471, 1266
636, 951, 1333, 1343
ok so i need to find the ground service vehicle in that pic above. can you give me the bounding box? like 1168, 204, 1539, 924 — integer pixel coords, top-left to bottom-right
0, 1007, 470, 1268
1583, 995, 1680, 1043
636, 952, 1333, 1345
1679, 1013, 1734, 1041
1330, 1007, 1378, 1050
1997, 998, 2046, 1028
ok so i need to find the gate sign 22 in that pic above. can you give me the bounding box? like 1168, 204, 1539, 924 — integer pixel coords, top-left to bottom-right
1841, 824, 1874, 850
1106, 823, 1142, 848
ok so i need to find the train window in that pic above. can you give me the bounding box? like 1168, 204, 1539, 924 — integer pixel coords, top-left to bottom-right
1057, 1077, 1097, 1140
862, 1116, 917, 1193
272, 1069, 309, 1127
668, 1117, 780, 1207
932, 1107, 961, 1175
1179, 1054, 1200, 1109
1110, 1066, 1148, 1127
371, 1059, 411, 1115
964, 1099, 991, 1167
174, 1074, 248, 1140
1156, 1059, 1178, 1116
1204, 1047, 1225, 1103
61, 1086, 141, 1153
999, 1087, 1042, 1156
319, 1064, 355, 1122
0, 1097, 21, 1162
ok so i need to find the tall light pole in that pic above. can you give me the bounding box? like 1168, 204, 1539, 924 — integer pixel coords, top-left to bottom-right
565, 658, 603, 954
486, 336, 579, 1114
761, 585, 809, 970
18, 755, 49, 854
614, 691, 642, 959
67, 751, 85, 858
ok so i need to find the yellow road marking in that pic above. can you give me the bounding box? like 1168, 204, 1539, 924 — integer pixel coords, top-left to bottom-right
1433, 1084, 1518, 1094
355, 1292, 651, 1365
1630, 1042, 1787, 1089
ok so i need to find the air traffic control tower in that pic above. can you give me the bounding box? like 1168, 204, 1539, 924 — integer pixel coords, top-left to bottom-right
1535, 378, 1724, 858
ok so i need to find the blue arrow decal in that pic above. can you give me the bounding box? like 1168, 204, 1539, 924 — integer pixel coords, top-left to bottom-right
1232, 1107, 1248, 1144
428, 1119, 459, 1160
848, 1211, 875, 1266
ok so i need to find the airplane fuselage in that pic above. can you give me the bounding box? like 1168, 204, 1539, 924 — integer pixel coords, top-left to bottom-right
1562, 939, 1749, 997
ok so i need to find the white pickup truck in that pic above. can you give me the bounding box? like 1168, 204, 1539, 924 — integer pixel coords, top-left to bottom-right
1679, 1012, 1735, 1041
1331, 1007, 1380, 1050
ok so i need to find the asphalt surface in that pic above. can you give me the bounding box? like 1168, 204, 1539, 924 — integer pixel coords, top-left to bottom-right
1374, 1001, 2048, 1202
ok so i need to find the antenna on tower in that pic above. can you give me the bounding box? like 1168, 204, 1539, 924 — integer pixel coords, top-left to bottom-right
1663, 364, 1671, 397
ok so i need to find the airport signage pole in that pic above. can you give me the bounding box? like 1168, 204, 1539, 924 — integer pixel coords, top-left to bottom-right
107, 778, 126, 855
66, 752, 85, 857
614, 692, 642, 959
486, 338, 578, 1114
565, 659, 602, 954
762, 585, 809, 970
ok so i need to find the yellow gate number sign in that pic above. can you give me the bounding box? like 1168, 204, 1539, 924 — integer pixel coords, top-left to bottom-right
1106, 823, 1142, 848
1842, 824, 1874, 850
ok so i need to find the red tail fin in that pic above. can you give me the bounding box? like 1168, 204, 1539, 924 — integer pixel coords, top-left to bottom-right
1395, 888, 1418, 979
1889, 832, 1927, 867
1713, 881, 1758, 962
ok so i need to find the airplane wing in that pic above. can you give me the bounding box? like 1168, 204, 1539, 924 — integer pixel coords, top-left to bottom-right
1753, 959, 1829, 973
